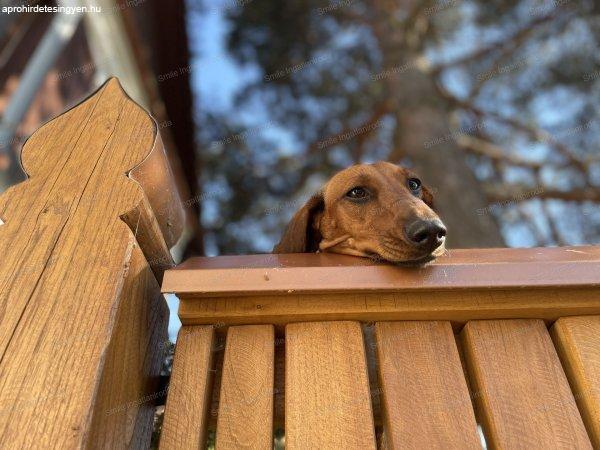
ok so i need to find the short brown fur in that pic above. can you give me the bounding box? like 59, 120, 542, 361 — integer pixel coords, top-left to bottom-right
274, 161, 445, 263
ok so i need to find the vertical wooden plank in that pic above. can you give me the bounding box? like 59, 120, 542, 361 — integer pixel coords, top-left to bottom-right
216, 325, 274, 449
87, 245, 169, 449
160, 326, 215, 450
462, 319, 591, 449
375, 321, 480, 449
552, 315, 600, 448
285, 321, 376, 450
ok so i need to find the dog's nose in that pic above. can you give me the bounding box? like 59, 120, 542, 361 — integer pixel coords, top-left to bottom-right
405, 219, 447, 251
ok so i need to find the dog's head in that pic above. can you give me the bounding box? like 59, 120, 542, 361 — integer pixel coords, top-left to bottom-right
273, 161, 446, 264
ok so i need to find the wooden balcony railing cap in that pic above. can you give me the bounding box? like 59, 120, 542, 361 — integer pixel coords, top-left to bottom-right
163, 245, 600, 298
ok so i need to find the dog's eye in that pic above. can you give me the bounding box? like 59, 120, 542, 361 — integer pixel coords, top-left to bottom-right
407, 178, 421, 192
346, 186, 369, 200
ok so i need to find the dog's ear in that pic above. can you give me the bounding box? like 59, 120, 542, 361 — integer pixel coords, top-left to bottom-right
273, 193, 324, 253
422, 185, 435, 210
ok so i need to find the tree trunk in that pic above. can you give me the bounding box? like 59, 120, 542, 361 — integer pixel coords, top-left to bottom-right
391, 72, 504, 247
371, 2, 505, 248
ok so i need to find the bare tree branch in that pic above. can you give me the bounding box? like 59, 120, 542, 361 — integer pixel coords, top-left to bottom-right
457, 134, 544, 170
434, 83, 592, 180
306, 101, 392, 156
430, 11, 559, 74
403, 0, 437, 53
517, 205, 548, 246
466, 11, 574, 101
541, 200, 566, 245
485, 185, 600, 203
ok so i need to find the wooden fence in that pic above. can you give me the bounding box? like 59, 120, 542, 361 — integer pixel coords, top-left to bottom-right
0, 79, 599, 449
161, 248, 600, 449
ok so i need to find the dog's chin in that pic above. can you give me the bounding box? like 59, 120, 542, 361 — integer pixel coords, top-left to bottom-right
388, 253, 437, 267
373, 244, 446, 267
324, 238, 445, 266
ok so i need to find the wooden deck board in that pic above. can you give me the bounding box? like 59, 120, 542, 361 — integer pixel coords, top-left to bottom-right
552, 315, 600, 447
160, 326, 215, 450
216, 325, 274, 450
462, 319, 591, 449
285, 321, 376, 449
375, 321, 480, 449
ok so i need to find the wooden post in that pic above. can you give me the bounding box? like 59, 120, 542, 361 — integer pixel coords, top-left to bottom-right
0, 78, 182, 449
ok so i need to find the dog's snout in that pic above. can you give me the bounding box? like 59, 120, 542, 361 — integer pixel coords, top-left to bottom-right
405, 219, 446, 251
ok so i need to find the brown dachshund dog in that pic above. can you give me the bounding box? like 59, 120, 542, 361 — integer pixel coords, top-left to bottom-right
273, 161, 446, 264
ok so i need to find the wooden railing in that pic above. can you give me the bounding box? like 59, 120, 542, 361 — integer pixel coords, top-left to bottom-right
0, 79, 181, 449
1, 79, 599, 450
160, 248, 600, 449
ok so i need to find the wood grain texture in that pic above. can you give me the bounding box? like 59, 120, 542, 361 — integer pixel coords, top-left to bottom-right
163, 246, 600, 297
177, 287, 600, 327
160, 326, 215, 450
121, 197, 174, 284
0, 78, 174, 448
129, 131, 184, 249
552, 316, 600, 447
285, 321, 376, 450
375, 321, 479, 449
462, 319, 591, 449
87, 245, 169, 449
216, 325, 274, 450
